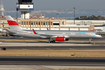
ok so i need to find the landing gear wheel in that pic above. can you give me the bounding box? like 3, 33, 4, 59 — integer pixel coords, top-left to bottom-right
50, 41, 52, 43
49, 41, 52, 43
52, 40, 55, 43
49, 41, 55, 43
49, 38, 53, 43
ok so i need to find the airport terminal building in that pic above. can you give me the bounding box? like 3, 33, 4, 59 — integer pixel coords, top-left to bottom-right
1, 19, 105, 31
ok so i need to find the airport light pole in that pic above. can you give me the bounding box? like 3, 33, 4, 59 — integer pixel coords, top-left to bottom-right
73, 7, 75, 25
16, 6, 18, 23
56, 13, 59, 19
17, 11, 18, 23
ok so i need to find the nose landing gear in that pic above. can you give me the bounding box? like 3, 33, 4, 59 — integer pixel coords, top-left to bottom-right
89, 38, 92, 43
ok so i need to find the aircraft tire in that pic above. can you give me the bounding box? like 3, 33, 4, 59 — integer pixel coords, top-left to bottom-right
49, 40, 55, 43
52, 40, 55, 43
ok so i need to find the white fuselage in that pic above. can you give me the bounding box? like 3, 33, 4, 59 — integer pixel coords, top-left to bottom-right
9, 30, 102, 39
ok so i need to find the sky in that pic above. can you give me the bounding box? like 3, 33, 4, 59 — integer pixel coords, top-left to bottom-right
2, 0, 105, 19
2, 0, 105, 11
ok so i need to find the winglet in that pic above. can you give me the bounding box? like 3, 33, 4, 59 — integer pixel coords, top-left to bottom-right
47, 28, 49, 30
32, 29, 37, 34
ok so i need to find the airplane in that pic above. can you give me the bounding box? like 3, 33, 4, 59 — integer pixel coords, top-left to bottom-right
0, 22, 8, 34
0, 22, 4, 31
6, 15, 102, 43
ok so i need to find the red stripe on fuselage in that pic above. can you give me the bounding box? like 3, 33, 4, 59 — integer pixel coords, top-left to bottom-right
7, 20, 19, 26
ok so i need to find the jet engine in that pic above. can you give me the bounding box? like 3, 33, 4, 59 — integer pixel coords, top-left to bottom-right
55, 37, 69, 41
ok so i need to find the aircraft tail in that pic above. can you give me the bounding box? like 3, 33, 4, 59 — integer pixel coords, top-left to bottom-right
6, 15, 22, 30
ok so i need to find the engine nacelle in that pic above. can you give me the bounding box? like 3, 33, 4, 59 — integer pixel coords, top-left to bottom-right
56, 37, 69, 41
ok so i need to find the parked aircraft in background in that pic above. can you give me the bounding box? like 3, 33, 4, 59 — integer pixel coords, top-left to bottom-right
0, 22, 7, 33
6, 15, 102, 43
0, 22, 4, 31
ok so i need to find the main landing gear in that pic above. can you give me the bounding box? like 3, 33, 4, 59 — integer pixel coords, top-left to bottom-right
49, 38, 55, 43
49, 40, 55, 43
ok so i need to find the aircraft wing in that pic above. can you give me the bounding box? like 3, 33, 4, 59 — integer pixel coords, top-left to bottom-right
32, 29, 70, 38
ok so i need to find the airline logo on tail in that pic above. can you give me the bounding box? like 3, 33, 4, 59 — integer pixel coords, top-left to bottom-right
7, 20, 19, 26
6, 15, 22, 30
6, 16, 19, 26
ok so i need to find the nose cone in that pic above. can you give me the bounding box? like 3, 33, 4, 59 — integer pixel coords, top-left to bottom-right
95, 35, 102, 38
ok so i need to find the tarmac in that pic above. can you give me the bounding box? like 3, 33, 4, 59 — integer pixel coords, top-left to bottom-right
0, 65, 105, 70
0, 45, 105, 50
0, 36, 105, 69
0, 57, 105, 69
0, 36, 105, 43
